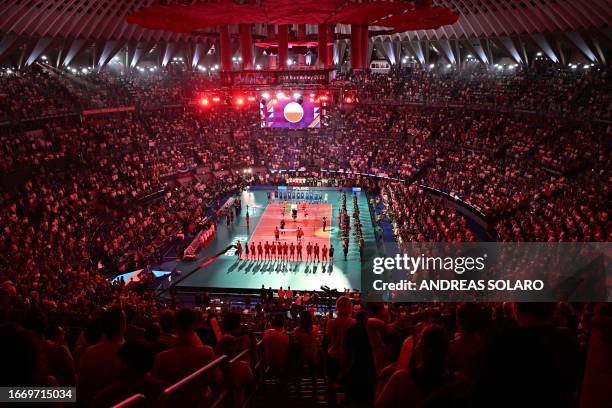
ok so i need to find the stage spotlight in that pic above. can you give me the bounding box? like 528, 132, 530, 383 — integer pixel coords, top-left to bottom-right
293, 92, 301, 99
276, 91, 285, 99
262, 92, 270, 99
247, 96, 256, 102
236, 97, 244, 105
200, 98, 209, 106
344, 97, 353, 104
212, 96, 220, 102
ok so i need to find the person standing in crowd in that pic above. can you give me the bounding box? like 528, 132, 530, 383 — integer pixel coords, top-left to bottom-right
322, 244, 328, 263
344, 310, 376, 406
78, 307, 126, 404
329, 244, 335, 264
249, 241, 256, 259
262, 314, 289, 376
257, 242, 263, 261
93, 341, 167, 407
296, 241, 303, 261
278, 287, 285, 305
152, 309, 220, 403
326, 296, 356, 392
322, 216, 327, 232
294, 310, 319, 372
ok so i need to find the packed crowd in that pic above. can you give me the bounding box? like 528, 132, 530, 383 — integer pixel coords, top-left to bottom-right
1, 296, 610, 407
342, 65, 611, 121
0, 65, 609, 317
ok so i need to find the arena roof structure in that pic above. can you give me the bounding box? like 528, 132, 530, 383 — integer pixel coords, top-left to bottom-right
0, 0, 609, 69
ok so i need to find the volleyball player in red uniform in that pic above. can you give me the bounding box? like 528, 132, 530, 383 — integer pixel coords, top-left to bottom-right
276, 241, 282, 260
296, 241, 303, 260
282, 242, 289, 260
257, 242, 263, 261
250, 242, 256, 259
313, 243, 320, 262
270, 241, 276, 259
264, 241, 270, 260
306, 242, 313, 261
289, 242, 295, 260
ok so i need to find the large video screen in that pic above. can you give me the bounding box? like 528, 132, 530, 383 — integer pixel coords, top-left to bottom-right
260, 96, 321, 128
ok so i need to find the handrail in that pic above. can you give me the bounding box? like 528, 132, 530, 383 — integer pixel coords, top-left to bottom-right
157, 354, 228, 408
110, 393, 146, 408
163, 355, 227, 395
114, 339, 265, 408
230, 348, 251, 364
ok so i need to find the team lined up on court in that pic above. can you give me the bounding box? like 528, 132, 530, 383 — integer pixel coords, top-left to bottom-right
235, 239, 335, 263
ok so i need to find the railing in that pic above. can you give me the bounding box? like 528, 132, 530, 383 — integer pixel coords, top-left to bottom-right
114, 339, 264, 408
158, 355, 228, 408
111, 393, 146, 408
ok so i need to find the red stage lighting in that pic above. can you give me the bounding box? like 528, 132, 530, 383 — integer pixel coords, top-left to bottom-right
247, 96, 256, 102
320, 95, 329, 101
212, 96, 220, 102
200, 98, 209, 106
345, 97, 353, 104
236, 97, 244, 105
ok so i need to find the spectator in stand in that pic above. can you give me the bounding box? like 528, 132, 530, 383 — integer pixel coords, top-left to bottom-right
470, 303, 580, 407
448, 302, 484, 374
293, 310, 320, 371
77, 307, 127, 404
375, 324, 451, 408
152, 308, 220, 405
221, 311, 255, 364
344, 310, 376, 406
93, 341, 168, 407
262, 314, 289, 375
325, 296, 356, 388
215, 335, 255, 408
158, 310, 177, 347
0, 324, 57, 387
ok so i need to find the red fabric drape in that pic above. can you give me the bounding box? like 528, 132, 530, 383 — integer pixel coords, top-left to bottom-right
278, 25, 289, 69
239, 24, 253, 70
318, 24, 329, 68
351, 24, 362, 70
219, 25, 232, 71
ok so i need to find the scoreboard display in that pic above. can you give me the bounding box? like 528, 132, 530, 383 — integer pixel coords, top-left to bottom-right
260, 95, 321, 128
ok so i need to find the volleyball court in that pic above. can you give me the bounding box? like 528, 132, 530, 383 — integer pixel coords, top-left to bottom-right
244, 202, 332, 259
